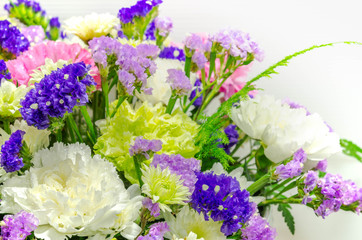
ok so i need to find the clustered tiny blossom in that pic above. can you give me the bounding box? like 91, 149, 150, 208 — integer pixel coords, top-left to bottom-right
0, 130, 25, 173
0, 20, 29, 57
118, 0, 163, 24
159, 46, 186, 61
274, 148, 307, 180
129, 136, 163, 159
166, 69, 192, 96
0, 211, 39, 240
137, 222, 169, 240
154, 16, 173, 37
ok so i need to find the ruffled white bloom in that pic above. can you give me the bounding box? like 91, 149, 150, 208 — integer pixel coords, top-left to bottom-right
0, 143, 142, 240
231, 94, 341, 163
29, 58, 70, 85
164, 206, 226, 240
0, 80, 29, 118
64, 13, 118, 42
136, 58, 197, 106
172, 232, 204, 240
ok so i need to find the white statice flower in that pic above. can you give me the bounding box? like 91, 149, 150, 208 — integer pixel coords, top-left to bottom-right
164, 206, 226, 240
0, 143, 142, 240
0, 80, 30, 118
231, 94, 341, 163
29, 58, 70, 85
136, 58, 197, 106
64, 13, 118, 42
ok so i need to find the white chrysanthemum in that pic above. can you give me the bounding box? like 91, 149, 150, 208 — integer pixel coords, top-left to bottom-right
141, 165, 190, 212
164, 207, 226, 240
0, 80, 30, 118
136, 58, 197, 106
0, 143, 142, 240
29, 58, 70, 85
64, 13, 118, 42
231, 94, 341, 163
118, 38, 156, 47
172, 232, 204, 240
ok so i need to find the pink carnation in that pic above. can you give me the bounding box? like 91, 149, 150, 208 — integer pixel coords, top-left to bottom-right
6, 41, 101, 88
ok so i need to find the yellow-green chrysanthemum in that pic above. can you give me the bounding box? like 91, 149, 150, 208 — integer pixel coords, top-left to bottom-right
28, 58, 70, 85
0, 80, 29, 118
94, 101, 200, 184
64, 13, 118, 42
141, 165, 190, 212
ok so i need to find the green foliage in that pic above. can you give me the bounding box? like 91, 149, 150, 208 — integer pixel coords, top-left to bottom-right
277, 204, 295, 235
340, 138, 362, 163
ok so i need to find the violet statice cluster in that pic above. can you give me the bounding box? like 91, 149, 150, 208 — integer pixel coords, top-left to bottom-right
0, 59, 11, 83
0, 130, 25, 173
0, 211, 39, 240
89, 36, 158, 95
166, 69, 192, 96
49, 17, 60, 28
129, 136, 163, 159
183, 33, 212, 58
118, 0, 163, 24
137, 222, 169, 240
20, 25, 45, 44
4, 0, 44, 14
159, 46, 186, 61
154, 16, 173, 37
142, 197, 161, 217
274, 148, 307, 180
241, 214, 277, 240
189, 79, 203, 107
220, 124, 239, 154
144, 20, 156, 40
191, 171, 253, 235
20, 62, 95, 129
151, 153, 201, 193
211, 29, 264, 61
0, 20, 30, 56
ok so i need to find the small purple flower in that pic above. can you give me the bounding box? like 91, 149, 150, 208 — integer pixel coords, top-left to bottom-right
315, 159, 328, 172
145, 20, 156, 40
129, 136, 162, 159
142, 198, 161, 217
0, 211, 39, 240
189, 79, 203, 107
136, 44, 160, 59
20, 25, 45, 44
220, 124, 239, 154
154, 16, 173, 37
49, 17, 61, 28
166, 69, 192, 96
118, 0, 163, 24
159, 46, 185, 61
0, 59, 11, 83
274, 148, 307, 180
241, 214, 277, 240
192, 51, 207, 69
0, 20, 30, 56
184, 33, 204, 51
303, 171, 319, 194
0, 130, 25, 173
151, 153, 201, 193
137, 222, 169, 240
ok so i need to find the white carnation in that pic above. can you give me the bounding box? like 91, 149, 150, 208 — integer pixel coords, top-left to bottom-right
231, 95, 341, 163
0, 143, 142, 240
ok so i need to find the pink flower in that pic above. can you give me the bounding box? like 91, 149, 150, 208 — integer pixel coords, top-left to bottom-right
6, 41, 101, 88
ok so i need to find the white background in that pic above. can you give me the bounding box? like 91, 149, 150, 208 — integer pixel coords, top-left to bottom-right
2, 0, 362, 239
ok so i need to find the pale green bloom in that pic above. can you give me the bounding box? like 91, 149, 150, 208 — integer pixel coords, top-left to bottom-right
0, 80, 29, 118
141, 165, 190, 212
28, 58, 70, 85
94, 101, 199, 183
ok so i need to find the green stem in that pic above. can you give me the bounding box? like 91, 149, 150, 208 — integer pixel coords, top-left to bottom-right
67, 114, 83, 143
207, 52, 217, 83
230, 135, 249, 156
56, 128, 62, 142
92, 91, 99, 125
3, 120, 11, 134
247, 173, 271, 195
166, 94, 178, 114
101, 78, 110, 117
265, 178, 293, 196
184, 56, 192, 78
80, 105, 97, 143
273, 180, 298, 199
133, 155, 144, 187
66, 117, 76, 143
110, 96, 127, 118
259, 198, 303, 206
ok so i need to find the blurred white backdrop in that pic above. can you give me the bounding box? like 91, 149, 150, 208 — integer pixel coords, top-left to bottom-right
2, 0, 362, 239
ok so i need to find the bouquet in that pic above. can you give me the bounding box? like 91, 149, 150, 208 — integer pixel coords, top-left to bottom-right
0, 0, 361, 239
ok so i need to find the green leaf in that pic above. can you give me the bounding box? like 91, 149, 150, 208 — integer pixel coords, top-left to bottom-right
340, 138, 362, 163
277, 204, 295, 235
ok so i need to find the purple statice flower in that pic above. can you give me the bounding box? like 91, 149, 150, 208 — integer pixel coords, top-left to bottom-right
0, 130, 25, 173
315, 159, 328, 172
143, 197, 161, 217
274, 148, 307, 180
189, 78, 203, 107
191, 171, 253, 236
154, 16, 173, 37
20, 62, 95, 129
20, 25, 45, 44
166, 69, 192, 96
5, 0, 44, 14
192, 51, 207, 69
241, 214, 277, 240
159, 46, 185, 61
145, 20, 156, 40
136, 44, 160, 59
283, 98, 311, 115
220, 124, 239, 154
211, 29, 264, 61
0, 210, 39, 240
129, 136, 162, 159
137, 222, 169, 240
151, 153, 201, 193
304, 171, 319, 194
89, 36, 124, 67
184, 33, 204, 51
49, 17, 61, 28
0, 20, 30, 56
118, 0, 163, 23
0, 59, 11, 83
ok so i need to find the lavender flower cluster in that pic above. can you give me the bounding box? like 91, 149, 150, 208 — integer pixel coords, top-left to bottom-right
241, 212, 277, 240
303, 171, 362, 218
129, 136, 163, 159
151, 153, 201, 193
20, 62, 95, 129
220, 124, 239, 154
0, 130, 25, 173
89, 36, 158, 95
0, 20, 30, 56
0, 211, 39, 240
274, 148, 307, 180
118, 0, 163, 24
4, 0, 45, 15
0, 59, 11, 83
137, 222, 169, 240
189, 78, 203, 107
191, 171, 253, 236
154, 16, 173, 37
159, 46, 186, 61
166, 69, 192, 96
